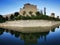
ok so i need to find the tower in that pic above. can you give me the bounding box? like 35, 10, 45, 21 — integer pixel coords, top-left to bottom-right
44, 7, 46, 15
40, 10, 43, 15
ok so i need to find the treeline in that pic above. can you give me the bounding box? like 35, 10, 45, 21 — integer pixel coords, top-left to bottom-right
0, 15, 6, 23
0, 11, 60, 23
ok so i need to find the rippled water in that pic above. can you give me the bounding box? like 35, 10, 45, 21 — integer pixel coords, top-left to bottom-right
0, 26, 60, 45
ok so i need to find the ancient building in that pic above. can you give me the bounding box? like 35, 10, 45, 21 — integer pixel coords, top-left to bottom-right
19, 3, 37, 16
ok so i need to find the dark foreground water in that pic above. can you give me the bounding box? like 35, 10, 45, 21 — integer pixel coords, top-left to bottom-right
0, 26, 60, 45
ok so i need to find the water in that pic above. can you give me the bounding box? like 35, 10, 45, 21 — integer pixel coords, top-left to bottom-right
0, 26, 60, 45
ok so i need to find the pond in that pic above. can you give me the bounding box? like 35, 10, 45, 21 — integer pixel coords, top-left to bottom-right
0, 26, 60, 45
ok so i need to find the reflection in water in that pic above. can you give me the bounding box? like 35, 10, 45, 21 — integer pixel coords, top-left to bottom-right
19, 32, 49, 45
0, 28, 4, 35
0, 28, 53, 45
0, 26, 60, 45
51, 26, 59, 32
51, 28, 55, 32
57, 26, 59, 28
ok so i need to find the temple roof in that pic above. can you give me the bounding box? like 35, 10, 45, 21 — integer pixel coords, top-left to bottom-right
24, 3, 31, 5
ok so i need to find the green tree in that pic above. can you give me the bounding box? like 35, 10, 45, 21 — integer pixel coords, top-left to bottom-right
5, 16, 8, 21
25, 15, 31, 20
35, 11, 41, 16
14, 12, 19, 17
0, 15, 5, 23
10, 14, 14, 20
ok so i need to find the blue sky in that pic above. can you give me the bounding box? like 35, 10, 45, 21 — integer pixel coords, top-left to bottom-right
0, 0, 60, 16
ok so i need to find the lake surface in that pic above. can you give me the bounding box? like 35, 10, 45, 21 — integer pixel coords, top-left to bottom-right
0, 26, 60, 45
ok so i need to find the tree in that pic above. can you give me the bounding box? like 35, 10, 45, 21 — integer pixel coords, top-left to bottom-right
35, 11, 41, 16
10, 14, 14, 20
0, 15, 5, 23
0, 15, 3, 22
14, 12, 19, 17
25, 15, 31, 20
0, 15, 3, 18
5, 16, 8, 21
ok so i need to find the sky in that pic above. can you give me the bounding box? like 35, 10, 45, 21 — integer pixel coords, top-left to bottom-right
0, 0, 60, 17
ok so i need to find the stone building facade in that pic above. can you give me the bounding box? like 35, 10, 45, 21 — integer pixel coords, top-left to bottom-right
19, 3, 37, 16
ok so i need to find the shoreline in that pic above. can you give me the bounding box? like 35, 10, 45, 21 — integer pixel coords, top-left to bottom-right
0, 20, 60, 33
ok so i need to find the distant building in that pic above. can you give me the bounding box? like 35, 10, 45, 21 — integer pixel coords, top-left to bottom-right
44, 7, 46, 15
3, 13, 14, 20
50, 13, 55, 17
19, 3, 37, 16
3, 14, 12, 18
